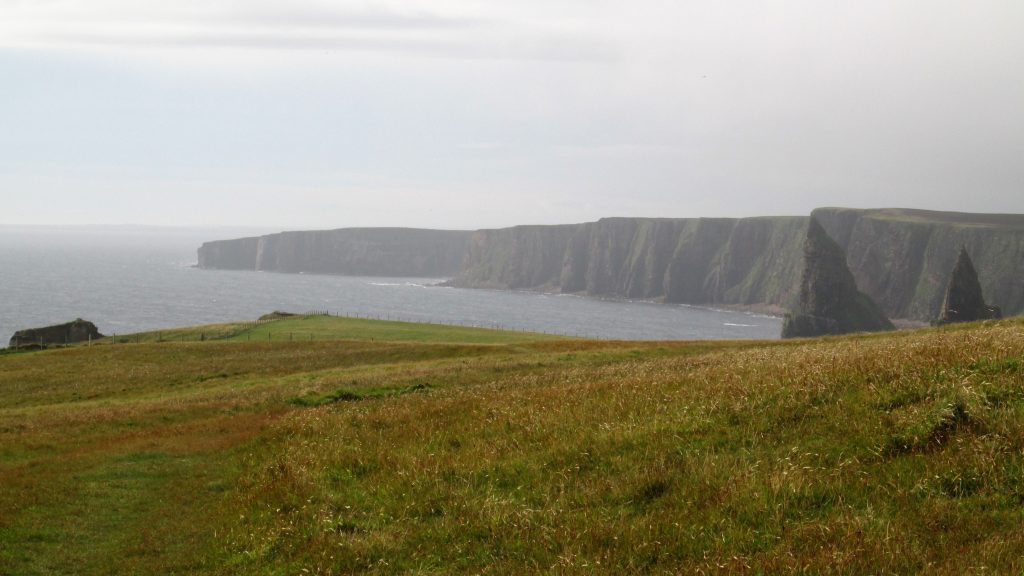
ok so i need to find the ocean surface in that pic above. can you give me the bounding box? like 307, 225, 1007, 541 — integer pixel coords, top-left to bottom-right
0, 227, 782, 345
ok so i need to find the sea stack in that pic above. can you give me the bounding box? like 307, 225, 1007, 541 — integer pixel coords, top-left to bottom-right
9, 319, 104, 348
782, 219, 894, 338
936, 248, 1002, 325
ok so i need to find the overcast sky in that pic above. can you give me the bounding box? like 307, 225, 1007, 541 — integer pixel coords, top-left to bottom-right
2, 0, 1022, 229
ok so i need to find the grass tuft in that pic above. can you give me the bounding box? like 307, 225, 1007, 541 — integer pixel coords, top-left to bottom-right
885, 390, 988, 455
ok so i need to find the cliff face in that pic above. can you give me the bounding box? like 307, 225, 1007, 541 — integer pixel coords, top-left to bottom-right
452, 216, 808, 309
198, 228, 472, 277
704, 217, 808, 307
560, 218, 684, 297
455, 225, 578, 290
196, 208, 1022, 321
197, 237, 261, 271
782, 219, 894, 338
455, 209, 1022, 320
813, 208, 1024, 320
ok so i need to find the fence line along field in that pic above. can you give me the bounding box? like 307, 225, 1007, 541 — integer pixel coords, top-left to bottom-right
1, 314, 1022, 574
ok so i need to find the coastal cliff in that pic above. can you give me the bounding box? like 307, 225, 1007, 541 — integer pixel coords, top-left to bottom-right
452, 216, 808, 310
197, 208, 1023, 321
196, 237, 262, 271
198, 228, 472, 277
455, 225, 578, 290
454, 210, 1022, 320
812, 208, 1024, 320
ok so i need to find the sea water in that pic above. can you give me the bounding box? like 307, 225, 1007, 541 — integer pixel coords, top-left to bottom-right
0, 226, 781, 345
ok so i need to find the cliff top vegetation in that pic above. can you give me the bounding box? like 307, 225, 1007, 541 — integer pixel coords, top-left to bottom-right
815, 207, 1024, 228
1, 316, 1022, 573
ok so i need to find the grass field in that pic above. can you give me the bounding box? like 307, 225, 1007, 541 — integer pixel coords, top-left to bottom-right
1, 315, 1022, 574
102, 314, 569, 345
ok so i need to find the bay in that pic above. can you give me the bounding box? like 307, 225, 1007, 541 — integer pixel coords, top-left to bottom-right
0, 226, 781, 345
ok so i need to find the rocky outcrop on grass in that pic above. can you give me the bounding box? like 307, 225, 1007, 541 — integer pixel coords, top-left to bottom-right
936, 248, 1002, 325
9, 319, 104, 347
782, 219, 894, 338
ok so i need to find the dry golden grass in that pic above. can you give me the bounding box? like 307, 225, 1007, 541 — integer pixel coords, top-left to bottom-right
2, 318, 1022, 574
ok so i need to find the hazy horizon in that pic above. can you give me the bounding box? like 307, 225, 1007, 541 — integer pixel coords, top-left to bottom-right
3, 1, 1023, 229
4, 203, 1024, 235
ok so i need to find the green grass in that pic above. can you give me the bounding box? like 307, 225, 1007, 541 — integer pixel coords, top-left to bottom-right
227, 314, 567, 344
105, 314, 567, 346
1, 316, 1023, 573
289, 382, 432, 407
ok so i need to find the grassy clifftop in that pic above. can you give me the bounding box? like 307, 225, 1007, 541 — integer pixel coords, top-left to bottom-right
2, 317, 1023, 573
105, 314, 568, 346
